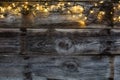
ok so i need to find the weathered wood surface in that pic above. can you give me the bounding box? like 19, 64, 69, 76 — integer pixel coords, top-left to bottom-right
25, 29, 120, 55
114, 56, 120, 80
0, 14, 115, 29
0, 55, 25, 80
0, 56, 110, 80
0, 28, 119, 80
0, 29, 20, 54
30, 56, 110, 80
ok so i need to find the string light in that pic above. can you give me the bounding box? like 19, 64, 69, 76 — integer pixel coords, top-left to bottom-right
0, 1, 120, 26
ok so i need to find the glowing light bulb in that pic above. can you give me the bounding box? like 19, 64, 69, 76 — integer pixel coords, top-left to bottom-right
90, 10, 94, 14
113, 17, 117, 21
94, 3, 98, 6
36, 6, 40, 10
24, 5, 28, 9
113, 7, 116, 10
84, 17, 87, 20
99, 11, 105, 15
99, 1, 104, 4
118, 16, 120, 19
0, 15, 4, 18
68, 2, 71, 5
110, 12, 113, 14
118, 4, 120, 9
67, 11, 71, 14
44, 8, 48, 13
25, 2, 28, 4
0, 7, 5, 13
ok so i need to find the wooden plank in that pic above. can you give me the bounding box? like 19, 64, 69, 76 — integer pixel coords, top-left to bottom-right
109, 36, 120, 54
0, 14, 110, 29
29, 56, 110, 80
0, 55, 28, 80
0, 30, 20, 54
0, 66, 24, 79
0, 56, 25, 80
114, 56, 120, 80
26, 29, 113, 55
0, 18, 108, 29
0, 56, 110, 80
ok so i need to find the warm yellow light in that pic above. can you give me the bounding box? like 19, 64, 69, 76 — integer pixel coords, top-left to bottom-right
45, 3, 48, 6
99, 11, 105, 15
118, 16, 120, 19
7, 6, 12, 10
72, 15, 75, 18
99, 1, 104, 4
36, 6, 40, 10
94, 3, 98, 6
0, 7, 5, 13
12, 3, 16, 7
27, 8, 29, 10
39, 5, 44, 11
113, 17, 117, 21
78, 20, 86, 27
58, 2, 65, 6
67, 11, 71, 14
24, 5, 28, 9
71, 5, 84, 14
113, 7, 116, 10
79, 14, 82, 17
44, 8, 48, 13
118, 4, 120, 9
50, 5, 57, 11
110, 12, 113, 14
90, 10, 94, 14
97, 16, 102, 20
0, 15, 4, 18
84, 17, 87, 20
68, 2, 71, 5
25, 2, 28, 4
97, 11, 105, 21
36, 4, 39, 6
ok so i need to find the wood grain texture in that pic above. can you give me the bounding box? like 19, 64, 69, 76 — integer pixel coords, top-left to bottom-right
114, 56, 120, 80
0, 56, 24, 80
0, 56, 110, 80
26, 29, 113, 55
29, 56, 110, 80
0, 30, 20, 54
0, 28, 119, 80
0, 14, 113, 29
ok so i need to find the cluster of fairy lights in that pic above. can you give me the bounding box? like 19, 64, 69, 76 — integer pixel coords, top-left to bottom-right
0, 1, 120, 26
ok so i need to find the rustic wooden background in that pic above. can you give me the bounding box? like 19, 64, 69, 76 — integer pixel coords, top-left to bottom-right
0, 28, 119, 80
0, 0, 120, 80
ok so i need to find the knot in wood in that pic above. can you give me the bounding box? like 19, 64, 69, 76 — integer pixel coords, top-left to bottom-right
62, 61, 78, 72
55, 38, 75, 55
